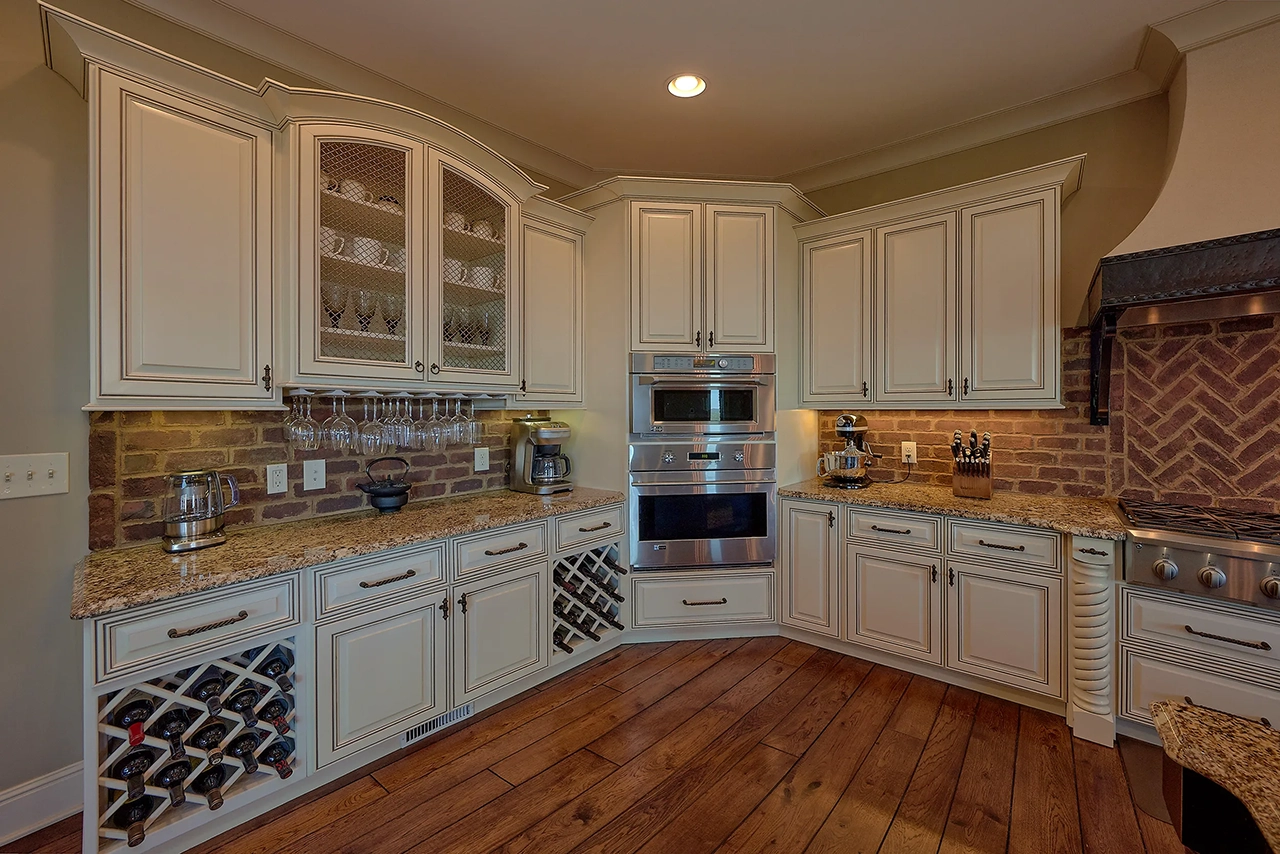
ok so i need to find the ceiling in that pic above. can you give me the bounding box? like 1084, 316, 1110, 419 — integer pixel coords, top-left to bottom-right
214, 0, 1210, 180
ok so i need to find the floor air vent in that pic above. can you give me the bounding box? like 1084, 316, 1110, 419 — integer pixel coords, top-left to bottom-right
401, 704, 474, 746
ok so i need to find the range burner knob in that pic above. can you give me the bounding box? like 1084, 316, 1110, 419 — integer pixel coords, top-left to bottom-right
1198, 566, 1227, 589
733, 450, 745, 462
661, 452, 676, 465
1261, 577, 1280, 600
1151, 559, 1179, 581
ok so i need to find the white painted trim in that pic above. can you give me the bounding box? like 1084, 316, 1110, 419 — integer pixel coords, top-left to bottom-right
0, 763, 82, 847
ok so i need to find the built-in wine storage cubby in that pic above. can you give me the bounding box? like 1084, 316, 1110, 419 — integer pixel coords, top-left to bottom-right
551, 542, 627, 657
93, 640, 300, 851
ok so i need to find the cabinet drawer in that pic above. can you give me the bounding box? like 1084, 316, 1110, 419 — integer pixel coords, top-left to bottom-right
453, 522, 547, 580
1120, 647, 1280, 728
632, 572, 773, 628
556, 505, 624, 553
96, 576, 298, 681
1122, 587, 1280, 675
948, 519, 1060, 571
848, 508, 940, 553
315, 543, 446, 620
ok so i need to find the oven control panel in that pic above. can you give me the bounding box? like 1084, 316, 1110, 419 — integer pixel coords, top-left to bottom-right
651, 355, 758, 371
1125, 531, 1280, 611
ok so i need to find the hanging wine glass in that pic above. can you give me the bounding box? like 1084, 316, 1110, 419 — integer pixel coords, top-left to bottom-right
356, 392, 385, 455
465, 397, 483, 446
353, 289, 378, 333
322, 391, 356, 451
412, 394, 434, 451
427, 394, 447, 451
380, 292, 405, 338
447, 395, 467, 447
289, 390, 318, 451
320, 282, 348, 328
389, 393, 415, 448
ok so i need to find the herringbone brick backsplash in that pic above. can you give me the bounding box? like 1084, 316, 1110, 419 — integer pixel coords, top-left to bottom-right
822, 317, 1280, 512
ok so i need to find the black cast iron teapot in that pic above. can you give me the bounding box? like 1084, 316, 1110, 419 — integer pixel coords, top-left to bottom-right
357, 457, 413, 513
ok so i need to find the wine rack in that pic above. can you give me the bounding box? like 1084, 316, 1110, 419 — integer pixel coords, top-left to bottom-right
552, 542, 627, 657
93, 640, 300, 851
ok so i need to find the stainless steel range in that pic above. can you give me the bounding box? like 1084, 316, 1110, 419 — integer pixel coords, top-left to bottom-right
1121, 498, 1280, 611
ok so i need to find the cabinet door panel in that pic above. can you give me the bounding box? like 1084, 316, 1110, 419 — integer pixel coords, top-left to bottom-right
97, 71, 273, 403
876, 214, 957, 403
781, 501, 839, 637
946, 561, 1063, 697
706, 205, 772, 351
631, 202, 701, 351
845, 546, 942, 664
961, 190, 1057, 402
802, 231, 872, 403
454, 563, 548, 704
521, 219, 583, 402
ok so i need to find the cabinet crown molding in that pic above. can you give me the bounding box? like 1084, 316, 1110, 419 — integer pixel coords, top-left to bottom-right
561, 175, 826, 223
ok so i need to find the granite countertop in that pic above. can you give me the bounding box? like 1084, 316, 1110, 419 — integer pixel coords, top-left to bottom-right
779, 477, 1126, 539
72, 487, 624, 619
1151, 700, 1280, 850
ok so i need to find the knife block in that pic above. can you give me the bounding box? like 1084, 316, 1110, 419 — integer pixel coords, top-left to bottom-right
952, 460, 993, 500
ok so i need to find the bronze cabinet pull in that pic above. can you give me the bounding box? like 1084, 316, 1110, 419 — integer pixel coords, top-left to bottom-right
439, 597, 450, 620
578, 522, 612, 533
932, 566, 938, 583
978, 539, 1025, 552
682, 598, 728, 606
484, 542, 529, 556
1184, 696, 1272, 728
871, 524, 912, 536
168, 610, 248, 639
949, 568, 956, 587
458, 593, 468, 614
1077, 547, 1110, 556
828, 511, 835, 528
359, 569, 416, 589
1184, 624, 1272, 651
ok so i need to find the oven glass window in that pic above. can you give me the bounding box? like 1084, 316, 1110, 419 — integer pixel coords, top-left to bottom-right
651, 389, 755, 424
638, 493, 769, 541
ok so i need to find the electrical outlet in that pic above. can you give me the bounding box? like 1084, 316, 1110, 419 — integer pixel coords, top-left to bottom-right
266, 463, 288, 495
901, 441, 918, 464
303, 459, 326, 491
0, 453, 69, 500
474, 446, 490, 473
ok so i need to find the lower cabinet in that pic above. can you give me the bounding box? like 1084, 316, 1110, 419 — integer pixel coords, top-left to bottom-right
453, 561, 550, 704
844, 545, 943, 665
780, 499, 839, 637
632, 571, 774, 628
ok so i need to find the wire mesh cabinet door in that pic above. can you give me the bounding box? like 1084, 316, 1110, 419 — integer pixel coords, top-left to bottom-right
297, 125, 427, 384
427, 149, 521, 389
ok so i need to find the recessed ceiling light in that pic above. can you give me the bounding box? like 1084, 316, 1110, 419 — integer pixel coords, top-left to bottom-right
667, 74, 706, 98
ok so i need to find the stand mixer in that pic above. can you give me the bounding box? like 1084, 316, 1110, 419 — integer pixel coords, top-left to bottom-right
818, 414, 882, 489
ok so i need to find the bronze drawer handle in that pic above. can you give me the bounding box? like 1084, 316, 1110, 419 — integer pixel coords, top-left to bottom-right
1184, 696, 1272, 728
978, 539, 1025, 552
484, 542, 529, 557
871, 524, 911, 535
1184, 625, 1272, 651
682, 598, 728, 606
359, 569, 416, 589
168, 610, 248, 639
1077, 547, 1110, 556
578, 522, 613, 533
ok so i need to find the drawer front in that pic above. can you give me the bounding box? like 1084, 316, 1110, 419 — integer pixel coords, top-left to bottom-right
633, 573, 774, 628
454, 522, 548, 580
556, 505, 625, 553
1120, 647, 1280, 728
948, 519, 1061, 571
315, 543, 446, 619
1122, 587, 1280, 674
1070, 536, 1117, 567
848, 507, 941, 553
97, 576, 298, 681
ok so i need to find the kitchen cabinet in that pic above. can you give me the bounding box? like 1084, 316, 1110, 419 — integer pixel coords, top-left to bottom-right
706, 205, 774, 350
91, 69, 276, 408
800, 230, 873, 404
452, 561, 549, 704
519, 200, 590, 406
845, 545, 943, 665
780, 499, 840, 637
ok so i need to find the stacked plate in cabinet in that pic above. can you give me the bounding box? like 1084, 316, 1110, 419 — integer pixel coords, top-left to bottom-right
552, 544, 627, 656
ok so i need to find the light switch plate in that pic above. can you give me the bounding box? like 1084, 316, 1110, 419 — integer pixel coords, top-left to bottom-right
266, 463, 288, 495
474, 447, 490, 473
0, 453, 70, 500
303, 459, 326, 491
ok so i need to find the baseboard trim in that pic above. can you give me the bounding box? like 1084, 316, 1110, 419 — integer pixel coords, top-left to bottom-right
0, 762, 82, 847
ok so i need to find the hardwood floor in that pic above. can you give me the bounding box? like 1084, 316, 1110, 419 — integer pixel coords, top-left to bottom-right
11, 639, 1182, 854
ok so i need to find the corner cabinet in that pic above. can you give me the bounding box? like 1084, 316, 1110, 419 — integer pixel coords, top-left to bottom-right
518, 200, 590, 407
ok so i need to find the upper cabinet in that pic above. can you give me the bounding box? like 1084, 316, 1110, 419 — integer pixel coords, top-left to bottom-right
802, 230, 872, 402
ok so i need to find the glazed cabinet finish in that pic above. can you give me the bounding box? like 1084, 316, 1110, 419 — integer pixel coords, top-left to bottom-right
520, 216, 584, 404
631, 202, 702, 351
94, 69, 275, 407
800, 230, 873, 403
453, 561, 549, 704
705, 204, 774, 351
780, 500, 840, 637
845, 546, 943, 665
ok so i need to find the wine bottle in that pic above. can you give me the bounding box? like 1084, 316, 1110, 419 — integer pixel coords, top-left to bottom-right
149, 708, 191, 760
553, 601, 601, 641
187, 671, 226, 717
152, 759, 192, 807
573, 568, 625, 603
552, 627, 574, 655
226, 687, 260, 727
226, 732, 260, 774
111, 795, 158, 847
260, 739, 294, 779
257, 650, 294, 693
188, 721, 228, 766
258, 698, 290, 735
190, 765, 226, 810
112, 694, 156, 748
600, 552, 628, 575
553, 574, 626, 631
111, 748, 158, 802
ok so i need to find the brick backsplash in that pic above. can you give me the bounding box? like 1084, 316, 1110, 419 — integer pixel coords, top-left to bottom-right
88, 407, 546, 551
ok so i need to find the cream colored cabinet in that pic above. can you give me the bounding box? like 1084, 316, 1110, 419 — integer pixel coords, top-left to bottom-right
519, 203, 588, 406
844, 545, 943, 665
800, 230, 873, 404
959, 189, 1058, 403
315, 590, 449, 767
780, 499, 840, 637
630, 201, 774, 353
92, 69, 276, 408
452, 561, 549, 704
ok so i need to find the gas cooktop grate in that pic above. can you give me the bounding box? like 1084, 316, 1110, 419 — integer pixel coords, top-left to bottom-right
1120, 498, 1280, 545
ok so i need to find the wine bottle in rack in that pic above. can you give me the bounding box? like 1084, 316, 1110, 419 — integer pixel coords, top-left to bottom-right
553, 627, 575, 654
149, 708, 191, 760
152, 759, 192, 807
554, 573, 625, 631
112, 694, 156, 748
191, 765, 227, 810
553, 601, 601, 642
111, 795, 158, 847
187, 670, 226, 717
226, 687, 261, 727
188, 720, 228, 766
574, 568, 625, 603
260, 739, 294, 779
256, 649, 294, 693
226, 733, 261, 774
111, 748, 158, 801
258, 698, 291, 735
599, 550, 628, 575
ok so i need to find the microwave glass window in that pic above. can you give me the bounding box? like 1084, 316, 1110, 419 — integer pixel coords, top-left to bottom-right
638, 493, 769, 542
651, 389, 755, 424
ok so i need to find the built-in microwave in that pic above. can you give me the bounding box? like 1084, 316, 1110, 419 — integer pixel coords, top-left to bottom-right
629, 353, 775, 436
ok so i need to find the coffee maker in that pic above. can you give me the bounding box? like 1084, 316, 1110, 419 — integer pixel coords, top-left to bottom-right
510, 417, 574, 495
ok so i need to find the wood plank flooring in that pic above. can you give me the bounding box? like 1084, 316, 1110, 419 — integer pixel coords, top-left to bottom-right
10, 640, 1181, 854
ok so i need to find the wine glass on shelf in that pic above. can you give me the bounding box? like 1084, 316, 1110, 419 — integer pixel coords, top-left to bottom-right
442, 304, 458, 343
356, 392, 385, 455
354, 289, 378, 333
320, 281, 348, 329
321, 391, 357, 452
380, 292, 405, 338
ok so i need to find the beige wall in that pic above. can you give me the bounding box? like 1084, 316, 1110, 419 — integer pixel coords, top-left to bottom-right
806, 96, 1170, 326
